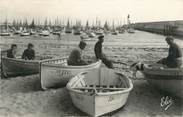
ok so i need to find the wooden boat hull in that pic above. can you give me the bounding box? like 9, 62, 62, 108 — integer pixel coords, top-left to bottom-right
67, 68, 133, 116
20, 33, 30, 36
0, 32, 11, 36
40, 58, 101, 89
2, 57, 40, 77
142, 65, 183, 98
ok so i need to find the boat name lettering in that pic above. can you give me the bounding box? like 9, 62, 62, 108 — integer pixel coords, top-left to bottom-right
56, 70, 71, 77
160, 96, 173, 111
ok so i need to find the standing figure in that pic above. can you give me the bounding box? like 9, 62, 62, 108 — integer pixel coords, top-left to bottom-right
94, 35, 113, 68
68, 41, 87, 66
7, 44, 17, 58
157, 36, 182, 68
22, 43, 35, 60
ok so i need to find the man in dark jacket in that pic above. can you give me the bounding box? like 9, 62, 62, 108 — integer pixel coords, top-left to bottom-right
7, 44, 17, 58
68, 41, 87, 66
22, 43, 35, 60
94, 35, 113, 68
158, 36, 182, 68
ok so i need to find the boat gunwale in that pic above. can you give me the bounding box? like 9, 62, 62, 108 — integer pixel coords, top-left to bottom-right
66, 71, 133, 96
2, 56, 59, 64
143, 65, 183, 76
2, 57, 41, 64
41, 58, 101, 69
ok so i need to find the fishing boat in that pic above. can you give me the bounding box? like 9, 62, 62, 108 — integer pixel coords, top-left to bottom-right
0, 19, 11, 36
40, 58, 101, 90
87, 32, 96, 38
127, 28, 135, 33
111, 21, 118, 35
0, 31, 11, 36
132, 63, 183, 98
73, 29, 81, 35
111, 30, 118, 35
1, 56, 52, 78
39, 30, 50, 36
67, 68, 133, 117
30, 29, 37, 35
95, 30, 103, 35
20, 31, 30, 36
14, 30, 21, 34
118, 28, 125, 34
80, 33, 92, 41
65, 19, 72, 33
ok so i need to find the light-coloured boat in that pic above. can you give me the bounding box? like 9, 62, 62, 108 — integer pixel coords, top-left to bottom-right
67, 68, 133, 117
127, 28, 135, 33
1, 56, 52, 78
139, 64, 183, 98
0, 32, 11, 36
40, 58, 101, 90
87, 32, 96, 38
39, 30, 50, 36
20, 32, 30, 36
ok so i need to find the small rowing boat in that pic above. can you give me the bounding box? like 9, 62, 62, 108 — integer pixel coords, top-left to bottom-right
142, 64, 183, 98
40, 58, 101, 90
67, 68, 133, 117
1, 56, 52, 78
20, 32, 30, 36
131, 62, 183, 98
0, 32, 11, 36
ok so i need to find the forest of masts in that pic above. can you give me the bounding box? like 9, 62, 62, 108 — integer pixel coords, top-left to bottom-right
0, 17, 132, 31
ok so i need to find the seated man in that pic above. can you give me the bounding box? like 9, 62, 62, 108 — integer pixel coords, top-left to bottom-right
7, 44, 17, 58
22, 43, 35, 60
94, 35, 113, 68
67, 41, 87, 66
157, 36, 182, 68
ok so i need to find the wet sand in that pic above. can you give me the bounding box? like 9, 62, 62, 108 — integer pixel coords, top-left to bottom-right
0, 31, 182, 117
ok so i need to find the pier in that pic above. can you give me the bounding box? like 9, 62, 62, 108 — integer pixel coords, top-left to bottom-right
134, 20, 183, 37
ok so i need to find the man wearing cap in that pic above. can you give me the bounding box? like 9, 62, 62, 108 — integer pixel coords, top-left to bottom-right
22, 43, 35, 60
157, 36, 182, 68
94, 35, 113, 68
68, 41, 88, 66
7, 44, 17, 58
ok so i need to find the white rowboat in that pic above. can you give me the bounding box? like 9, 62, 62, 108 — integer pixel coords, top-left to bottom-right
40, 58, 101, 90
67, 68, 133, 117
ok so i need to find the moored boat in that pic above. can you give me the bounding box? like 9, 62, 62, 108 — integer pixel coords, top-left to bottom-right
39, 30, 50, 36
73, 29, 81, 35
40, 58, 101, 90
67, 68, 133, 117
0, 32, 11, 36
136, 63, 183, 98
127, 28, 135, 33
20, 32, 30, 36
86, 32, 96, 38
111, 30, 118, 35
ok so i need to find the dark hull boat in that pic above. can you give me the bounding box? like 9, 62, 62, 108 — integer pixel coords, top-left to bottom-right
140, 64, 183, 98
1, 57, 52, 78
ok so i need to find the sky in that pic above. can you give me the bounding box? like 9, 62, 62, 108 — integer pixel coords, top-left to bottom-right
0, 0, 183, 25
